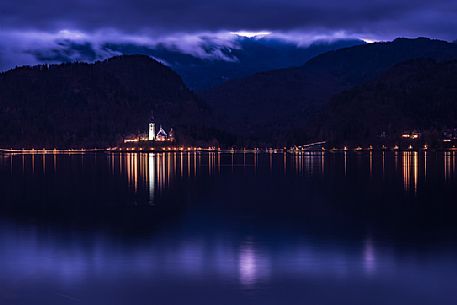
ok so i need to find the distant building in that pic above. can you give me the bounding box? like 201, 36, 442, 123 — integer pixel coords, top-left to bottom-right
155, 126, 168, 141
401, 131, 421, 139
123, 120, 176, 144
168, 128, 175, 142
443, 128, 457, 141
148, 123, 156, 141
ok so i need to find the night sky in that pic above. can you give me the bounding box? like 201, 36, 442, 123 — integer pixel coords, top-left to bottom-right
1, 0, 456, 70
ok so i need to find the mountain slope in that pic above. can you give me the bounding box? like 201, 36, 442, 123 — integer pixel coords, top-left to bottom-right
315, 59, 457, 144
202, 38, 457, 143
82, 37, 365, 90
0, 55, 215, 148
162, 37, 364, 90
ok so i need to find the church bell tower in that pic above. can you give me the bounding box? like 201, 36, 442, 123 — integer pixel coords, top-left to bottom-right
148, 122, 156, 141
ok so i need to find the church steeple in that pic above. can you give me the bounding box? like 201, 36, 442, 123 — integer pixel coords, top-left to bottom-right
148, 121, 156, 141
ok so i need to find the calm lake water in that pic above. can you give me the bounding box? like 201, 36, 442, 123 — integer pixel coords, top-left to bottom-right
1, 151, 457, 305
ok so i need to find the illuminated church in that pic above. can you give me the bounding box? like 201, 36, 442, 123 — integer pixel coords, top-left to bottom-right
123, 121, 175, 144
148, 122, 175, 142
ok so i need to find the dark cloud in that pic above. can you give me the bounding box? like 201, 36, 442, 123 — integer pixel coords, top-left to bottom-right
29, 40, 98, 62
0, 0, 456, 71
1, 0, 457, 40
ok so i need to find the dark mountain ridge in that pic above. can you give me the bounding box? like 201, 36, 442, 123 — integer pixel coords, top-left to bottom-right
0, 55, 218, 148
147, 37, 365, 90
315, 58, 457, 145
2, 38, 457, 148
202, 38, 457, 145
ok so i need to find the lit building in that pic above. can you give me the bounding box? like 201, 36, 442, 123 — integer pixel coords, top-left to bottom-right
156, 126, 168, 141
148, 123, 156, 141
124, 137, 139, 143
123, 121, 176, 144
443, 128, 457, 141
411, 132, 420, 139
401, 133, 411, 139
401, 131, 421, 139
168, 128, 175, 142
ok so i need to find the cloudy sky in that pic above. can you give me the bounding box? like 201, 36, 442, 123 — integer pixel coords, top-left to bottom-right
1, 0, 456, 70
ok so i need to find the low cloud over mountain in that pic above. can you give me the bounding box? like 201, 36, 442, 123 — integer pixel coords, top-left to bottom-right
0, 31, 364, 89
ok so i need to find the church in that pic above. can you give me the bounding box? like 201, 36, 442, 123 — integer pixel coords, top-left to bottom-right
123, 121, 176, 144
148, 122, 175, 142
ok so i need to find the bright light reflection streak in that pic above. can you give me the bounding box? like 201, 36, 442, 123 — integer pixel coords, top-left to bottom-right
239, 240, 270, 287
395, 151, 398, 172
413, 152, 418, 194
187, 152, 191, 177
424, 151, 427, 181
208, 152, 212, 175
134, 153, 138, 193
369, 151, 373, 177
402, 152, 410, 192
344, 151, 347, 176
363, 238, 377, 275
321, 151, 325, 176
444, 152, 451, 181
180, 152, 183, 177
401, 152, 419, 193
148, 153, 155, 204
174, 153, 177, 178
167, 153, 171, 186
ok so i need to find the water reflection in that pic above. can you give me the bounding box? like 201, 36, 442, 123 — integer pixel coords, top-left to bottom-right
0, 222, 402, 286
2, 151, 457, 304
239, 239, 271, 287
2, 219, 456, 302
363, 238, 377, 275
344, 151, 348, 176
402, 152, 419, 193
444, 151, 455, 181
113, 151, 325, 201
3, 151, 457, 202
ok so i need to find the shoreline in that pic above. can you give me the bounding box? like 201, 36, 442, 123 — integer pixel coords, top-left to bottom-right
1, 146, 457, 154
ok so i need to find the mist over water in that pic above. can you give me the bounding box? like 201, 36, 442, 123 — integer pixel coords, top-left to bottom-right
1, 151, 457, 305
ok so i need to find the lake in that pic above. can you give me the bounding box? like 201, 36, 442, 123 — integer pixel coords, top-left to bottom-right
1, 151, 457, 305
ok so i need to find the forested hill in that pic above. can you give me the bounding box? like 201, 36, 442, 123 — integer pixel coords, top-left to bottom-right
0, 55, 218, 148
314, 59, 457, 144
201, 38, 457, 144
